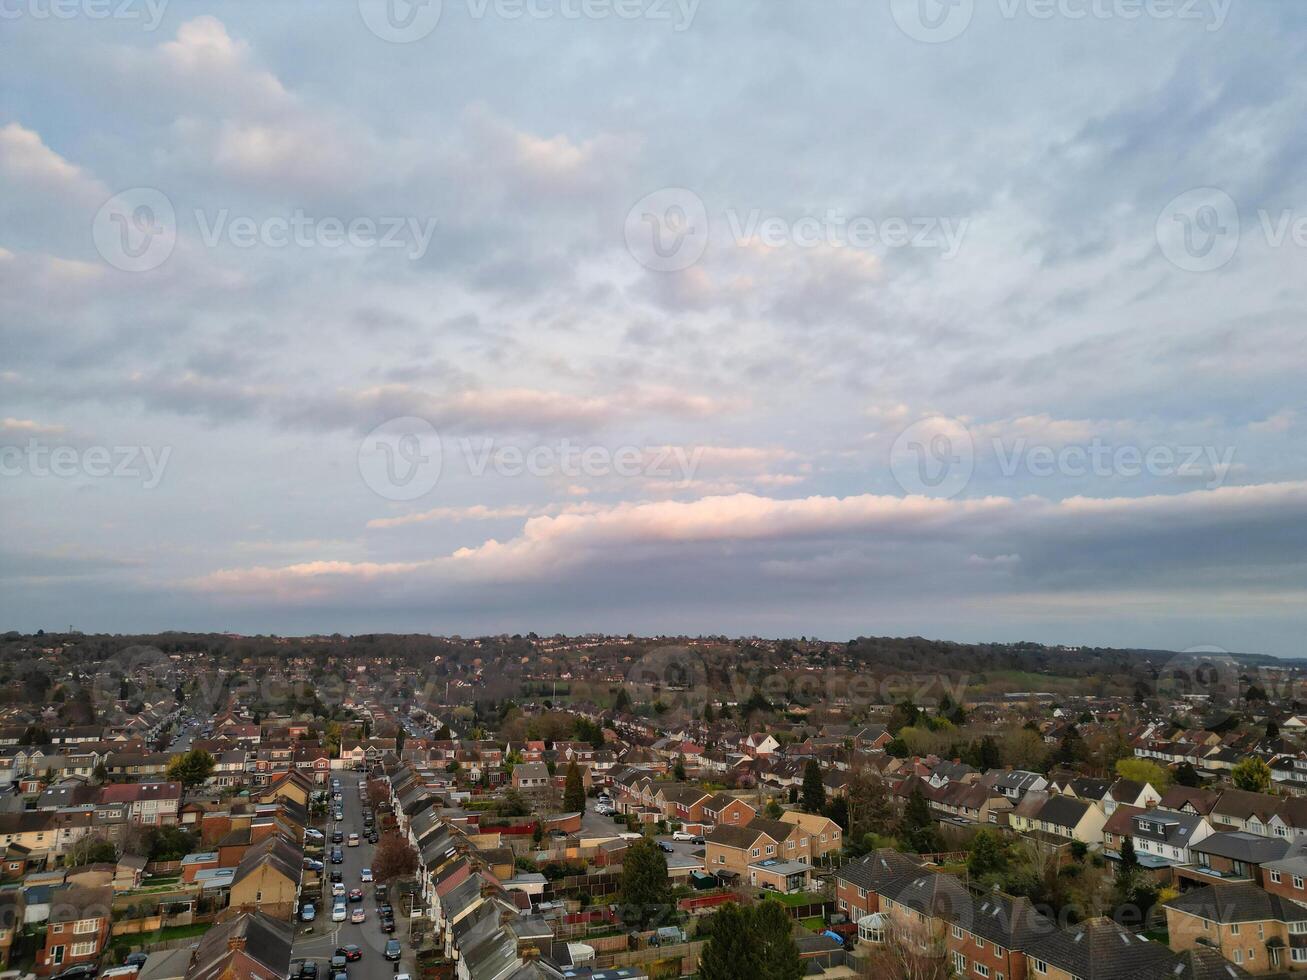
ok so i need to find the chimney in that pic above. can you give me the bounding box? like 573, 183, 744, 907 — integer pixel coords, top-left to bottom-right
227, 933, 247, 953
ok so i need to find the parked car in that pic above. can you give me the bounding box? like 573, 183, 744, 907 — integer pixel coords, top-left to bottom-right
367, 832, 379, 844
331, 847, 344, 864
332, 831, 343, 843
305, 828, 325, 841
297, 961, 318, 980
672, 831, 695, 842
380, 915, 396, 933
691, 836, 705, 845
124, 954, 149, 969
347, 833, 360, 847
360, 868, 374, 882
374, 884, 388, 901
332, 902, 348, 922
330, 870, 344, 883
384, 940, 402, 961
303, 858, 324, 872
329, 956, 347, 972
350, 907, 366, 924
52, 965, 99, 980
332, 882, 346, 897
657, 841, 674, 853
619, 832, 643, 841
335, 946, 363, 962
301, 903, 316, 922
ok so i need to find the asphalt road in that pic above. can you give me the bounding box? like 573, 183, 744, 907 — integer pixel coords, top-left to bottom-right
293, 775, 415, 980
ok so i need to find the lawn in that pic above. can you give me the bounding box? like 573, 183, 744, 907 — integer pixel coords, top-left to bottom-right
798, 915, 826, 931
134, 922, 213, 947
766, 890, 827, 907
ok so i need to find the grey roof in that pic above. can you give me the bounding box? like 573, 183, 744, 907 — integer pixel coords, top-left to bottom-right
1037, 795, 1092, 830
1132, 809, 1203, 845
1166, 883, 1307, 924
1024, 916, 1177, 980
1191, 830, 1289, 865
834, 848, 922, 893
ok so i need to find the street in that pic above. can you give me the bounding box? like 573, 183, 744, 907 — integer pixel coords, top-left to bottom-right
293, 774, 416, 980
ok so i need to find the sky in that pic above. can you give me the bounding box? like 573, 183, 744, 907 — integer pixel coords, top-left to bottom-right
1, 0, 1305, 654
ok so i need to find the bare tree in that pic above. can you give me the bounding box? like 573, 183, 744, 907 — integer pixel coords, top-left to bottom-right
857, 918, 951, 980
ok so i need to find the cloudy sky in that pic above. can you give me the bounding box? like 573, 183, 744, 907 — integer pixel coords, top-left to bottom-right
2, 0, 1305, 653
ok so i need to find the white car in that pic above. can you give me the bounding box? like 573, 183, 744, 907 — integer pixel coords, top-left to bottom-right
332, 882, 346, 896
619, 831, 644, 841
348, 833, 360, 847
332, 903, 347, 922
360, 868, 374, 882
672, 831, 696, 842
304, 828, 324, 841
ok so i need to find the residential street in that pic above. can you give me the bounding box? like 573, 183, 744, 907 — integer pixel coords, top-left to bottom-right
292, 775, 416, 980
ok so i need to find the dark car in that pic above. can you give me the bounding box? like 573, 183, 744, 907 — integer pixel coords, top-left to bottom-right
330, 847, 344, 864
657, 841, 674, 853
335, 946, 363, 962
691, 836, 705, 845
380, 915, 396, 933
367, 832, 379, 844
331, 831, 344, 843
52, 966, 99, 980
374, 884, 388, 901
330, 870, 344, 883
348, 888, 364, 902
124, 954, 149, 969
379, 903, 393, 917
298, 960, 319, 980
384, 940, 402, 961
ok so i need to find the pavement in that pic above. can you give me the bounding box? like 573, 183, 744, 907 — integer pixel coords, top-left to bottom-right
292, 774, 416, 980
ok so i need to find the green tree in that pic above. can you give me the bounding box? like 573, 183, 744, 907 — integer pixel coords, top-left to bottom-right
166, 748, 215, 788
673, 756, 687, 782
1115, 757, 1172, 791
698, 903, 759, 980
899, 786, 941, 854
699, 902, 802, 980
754, 900, 803, 980
1231, 756, 1272, 794
967, 829, 1008, 880
563, 761, 586, 814
619, 838, 672, 929
67, 836, 117, 866
613, 688, 633, 713
801, 759, 825, 814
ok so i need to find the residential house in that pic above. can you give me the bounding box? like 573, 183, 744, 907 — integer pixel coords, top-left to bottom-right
1166, 882, 1307, 973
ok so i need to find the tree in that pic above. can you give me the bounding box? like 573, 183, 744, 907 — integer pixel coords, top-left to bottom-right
1174, 762, 1203, 787
765, 800, 783, 819
143, 826, 197, 861
754, 900, 803, 980
1115, 757, 1171, 790
1266, 720, 1280, 740
166, 749, 215, 788
900, 786, 941, 854
613, 688, 633, 713
372, 833, 418, 886
563, 761, 586, 814
1231, 756, 1272, 794
699, 902, 803, 980
619, 838, 672, 929
846, 767, 895, 852
66, 836, 117, 867
801, 760, 826, 814
967, 829, 1008, 880
698, 903, 759, 980
673, 756, 687, 782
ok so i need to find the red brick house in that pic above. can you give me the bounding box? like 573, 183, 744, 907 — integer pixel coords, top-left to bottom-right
39, 886, 111, 977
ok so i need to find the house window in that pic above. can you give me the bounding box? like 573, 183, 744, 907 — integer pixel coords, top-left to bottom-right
74, 920, 98, 935
1291, 948, 1307, 962
71, 943, 97, 957
1272, 871, 1282, 883
1233, 949, 1242, 964
1031, 959, 1047, 975
952, 926, 964, 940
952, 952, 967, 973
975, 966, 989, 978
1231, 923, 1240, 935
1295, 875, 1305, 889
